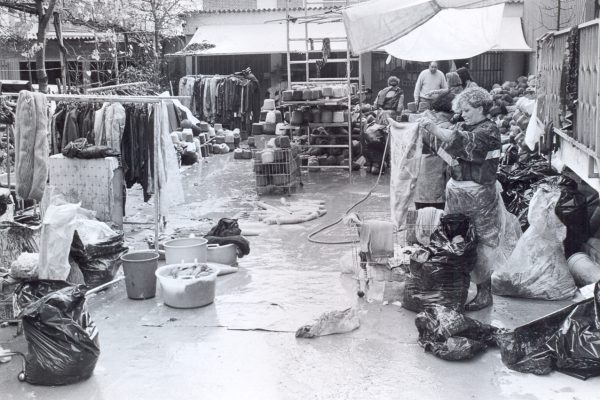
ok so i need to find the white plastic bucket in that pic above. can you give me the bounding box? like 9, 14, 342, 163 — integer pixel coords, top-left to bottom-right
163, 237, 208, 265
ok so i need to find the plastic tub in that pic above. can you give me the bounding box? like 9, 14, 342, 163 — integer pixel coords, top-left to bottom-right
155, 263, 218, 308
163, 237, 208, 265
207, 244, 237, 265
120, 251, 160, 299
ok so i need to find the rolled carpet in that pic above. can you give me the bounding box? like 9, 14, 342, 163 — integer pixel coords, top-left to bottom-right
14, 91, 49, 202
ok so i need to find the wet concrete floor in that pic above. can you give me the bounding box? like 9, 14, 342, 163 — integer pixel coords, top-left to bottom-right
0, 151, 597, 400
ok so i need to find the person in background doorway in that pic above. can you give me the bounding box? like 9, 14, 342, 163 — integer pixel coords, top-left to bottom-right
373, 75, 404, 123
414, 61, 447, 111
456, 67, 477, 89
415, 90, 455, 210
446, 72, 463, 95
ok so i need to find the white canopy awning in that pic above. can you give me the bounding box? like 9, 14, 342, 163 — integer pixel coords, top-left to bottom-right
342, 0, 533, 60
177, 7, 531, 59
491, 17, 532, 52
177, 22, 347, 56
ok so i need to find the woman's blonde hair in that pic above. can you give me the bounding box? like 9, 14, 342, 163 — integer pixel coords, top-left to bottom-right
452, 86, 493, 114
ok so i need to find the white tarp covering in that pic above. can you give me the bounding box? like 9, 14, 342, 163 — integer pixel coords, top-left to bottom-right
491, 17, 532, 52
180, 22, 347, 55
343, 0, 507, 57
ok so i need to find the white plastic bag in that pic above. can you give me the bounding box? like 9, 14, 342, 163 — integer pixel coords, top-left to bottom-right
38, 197, 80, 281
492, 184, 577, 300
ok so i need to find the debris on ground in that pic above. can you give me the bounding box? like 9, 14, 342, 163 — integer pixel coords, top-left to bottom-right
296, 308, 360, 338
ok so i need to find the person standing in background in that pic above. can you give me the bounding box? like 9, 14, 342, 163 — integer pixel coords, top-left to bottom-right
414, 61, 447, 110
456, 67, 477, 89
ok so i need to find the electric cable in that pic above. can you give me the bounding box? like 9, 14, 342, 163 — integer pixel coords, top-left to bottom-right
307, 123, 391, 245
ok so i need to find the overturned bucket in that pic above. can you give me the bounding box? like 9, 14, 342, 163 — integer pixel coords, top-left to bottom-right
120, 251, 160, 300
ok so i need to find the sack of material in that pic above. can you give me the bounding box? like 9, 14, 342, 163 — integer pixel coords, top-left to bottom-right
492, 184, 577, 300
389, 120, 422, 228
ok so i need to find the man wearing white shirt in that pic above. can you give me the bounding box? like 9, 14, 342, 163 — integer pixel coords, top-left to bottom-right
414, 61, 448, 110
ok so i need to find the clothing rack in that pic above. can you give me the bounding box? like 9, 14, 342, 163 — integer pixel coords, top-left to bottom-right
5, 92, 183, 251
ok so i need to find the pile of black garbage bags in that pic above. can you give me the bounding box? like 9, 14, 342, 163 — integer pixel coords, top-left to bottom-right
497, 155, 595, 258
416, 282, 600, 380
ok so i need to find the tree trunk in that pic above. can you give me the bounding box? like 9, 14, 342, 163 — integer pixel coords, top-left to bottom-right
35, 21, 48, 92
34, 0, 58, 93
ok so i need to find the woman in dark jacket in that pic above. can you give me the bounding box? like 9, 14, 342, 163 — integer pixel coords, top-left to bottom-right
421, 87, 502, 311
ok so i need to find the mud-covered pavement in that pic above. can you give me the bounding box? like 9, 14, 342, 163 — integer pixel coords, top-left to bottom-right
0, 151, 595, 400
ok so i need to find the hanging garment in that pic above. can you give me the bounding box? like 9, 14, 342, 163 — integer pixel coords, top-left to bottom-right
103, 103, 126, 152
62, 106, 80, 149
155, 101, 184, 219
14, 91, 49, 202
93, 103, 108, 147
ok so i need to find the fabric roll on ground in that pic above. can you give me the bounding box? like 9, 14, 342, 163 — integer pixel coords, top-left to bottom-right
256, 199, 326, 225
389, 120, 423, 228
14, 91, 49, 202
359, 220, 394, 258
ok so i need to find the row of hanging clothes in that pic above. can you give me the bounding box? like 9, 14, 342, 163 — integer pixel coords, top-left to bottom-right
178, 68, 261, 130
47, 97, 182, 205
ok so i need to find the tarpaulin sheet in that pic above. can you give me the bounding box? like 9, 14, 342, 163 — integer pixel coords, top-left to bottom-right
342, 0, 509, 60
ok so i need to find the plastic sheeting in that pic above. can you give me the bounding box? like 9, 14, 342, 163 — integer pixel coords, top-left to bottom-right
416, 305, 505, 361
342, 0, 506, 59
492, 184, 577, 300
497, 282, 600, 380
389, 120, 422, 228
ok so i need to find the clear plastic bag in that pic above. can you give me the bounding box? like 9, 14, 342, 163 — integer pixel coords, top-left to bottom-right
492, 184, 577, 300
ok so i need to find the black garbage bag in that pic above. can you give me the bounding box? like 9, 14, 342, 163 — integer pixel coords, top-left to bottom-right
14, 280, 73, 316
497, 155, 559, 231
415, 305, 505, 361
70, 231, 128, 288
541, 176, 590, 258
403, 214, 477, 313
20, 285, 100, 386
497, 282, 600, 380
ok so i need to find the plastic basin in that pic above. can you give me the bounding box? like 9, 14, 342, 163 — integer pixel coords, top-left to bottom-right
155, 264, 218, 308
207, 244, 237, 265
163, 237, 208, 265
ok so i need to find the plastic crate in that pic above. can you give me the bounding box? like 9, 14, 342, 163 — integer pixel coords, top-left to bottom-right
252, 148, 302, 196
